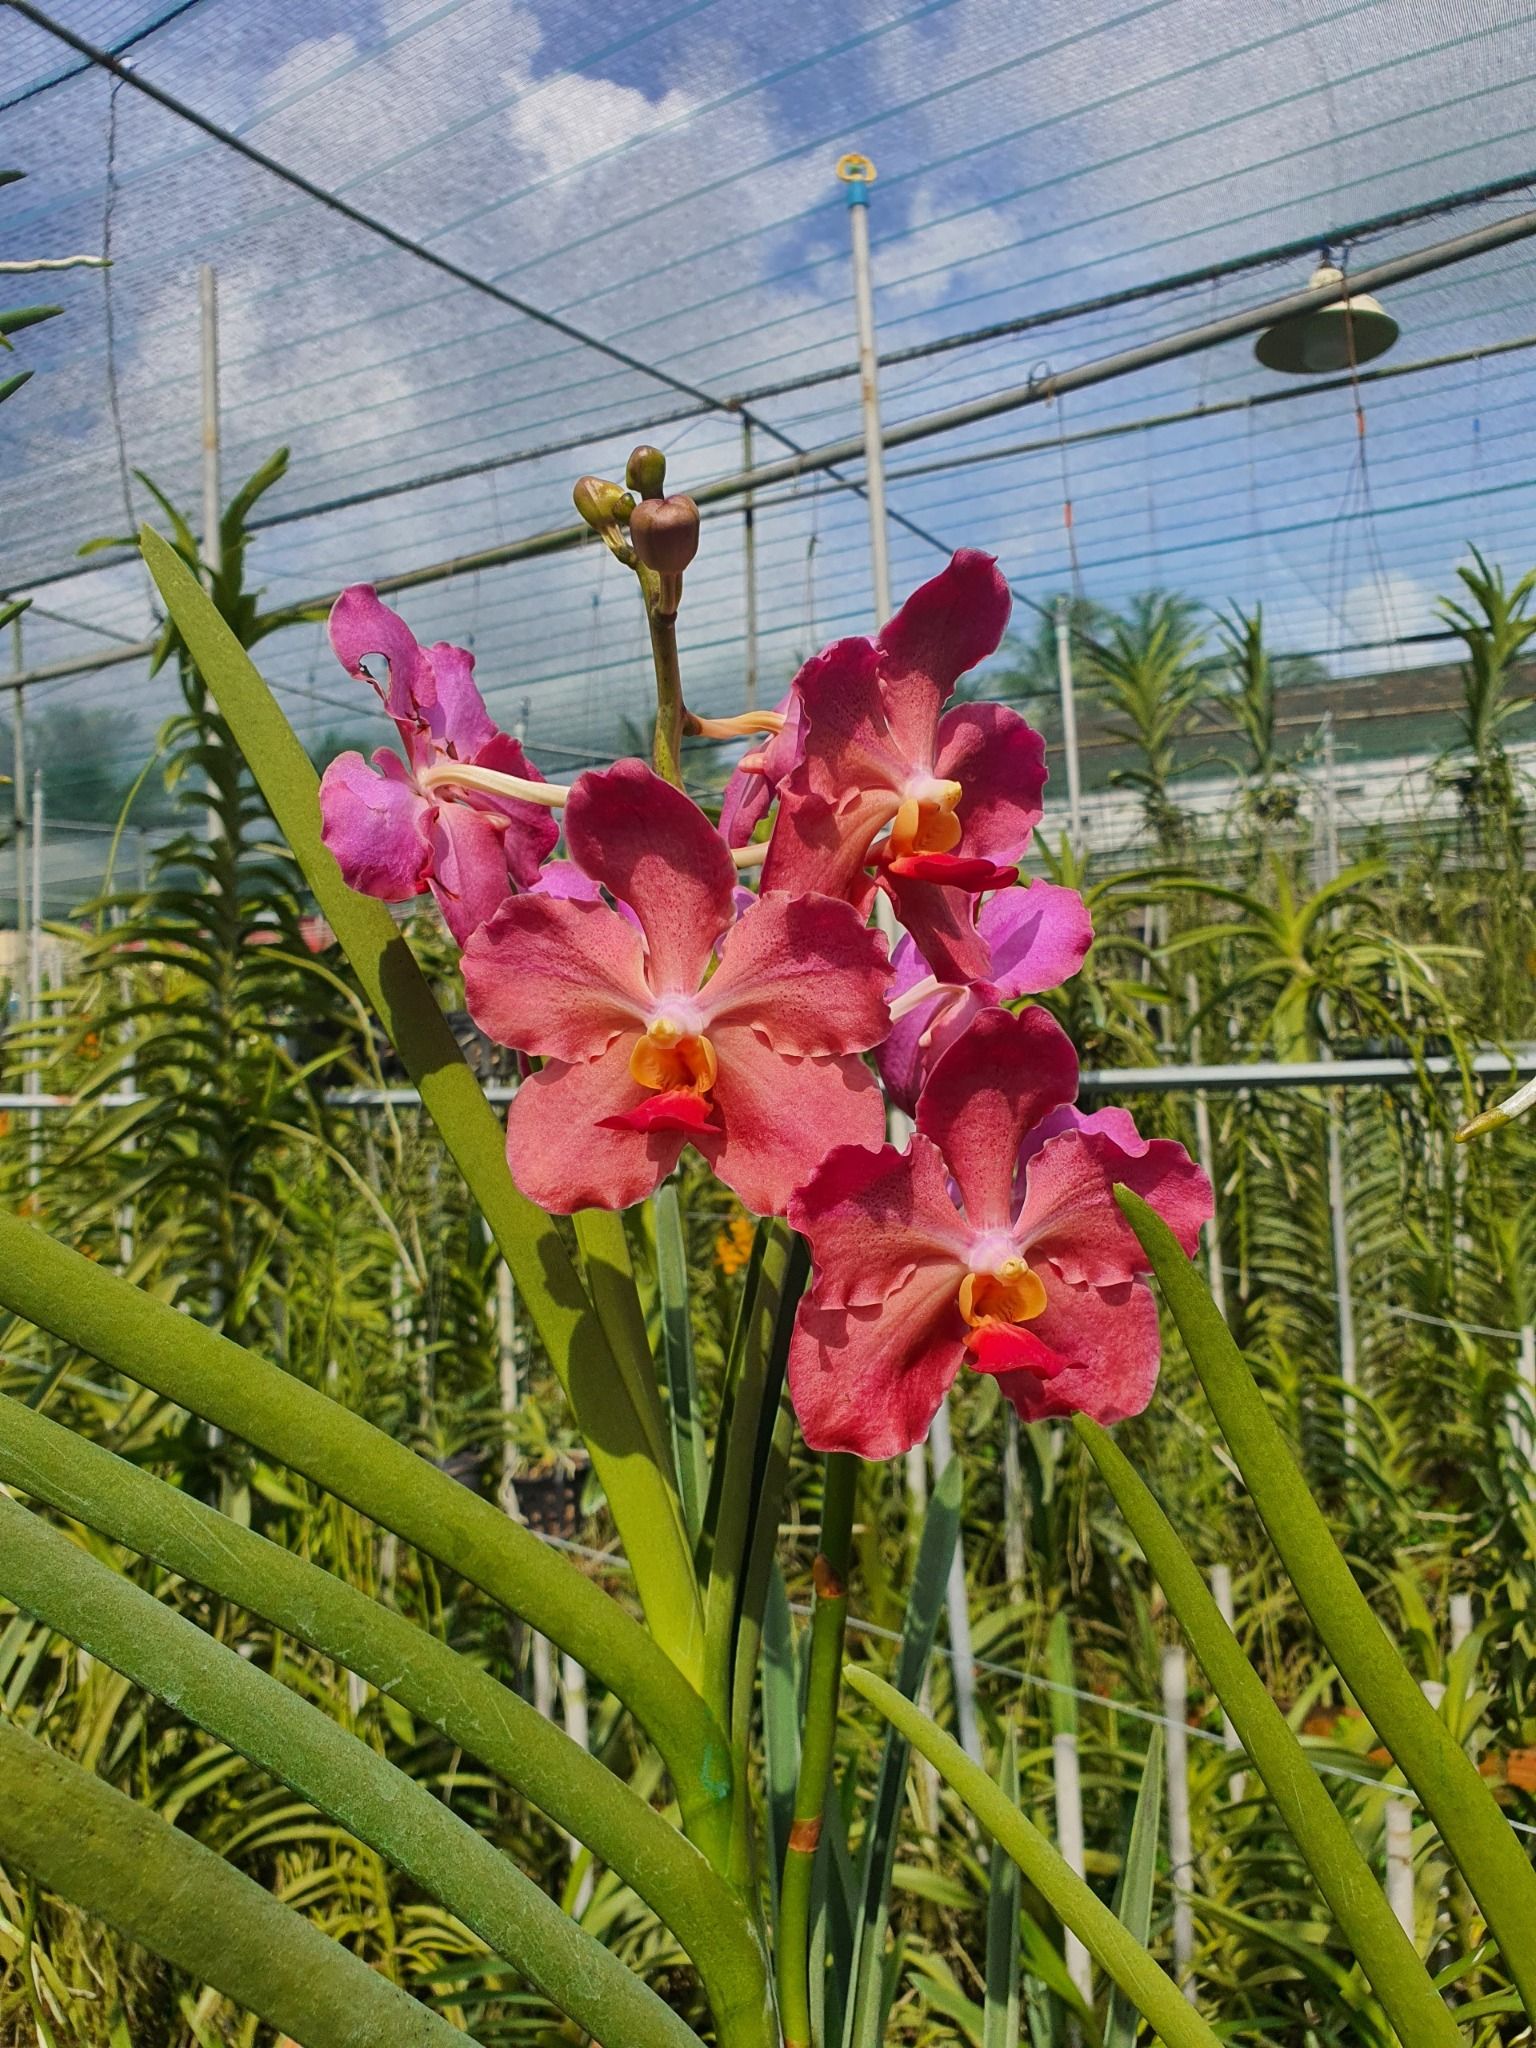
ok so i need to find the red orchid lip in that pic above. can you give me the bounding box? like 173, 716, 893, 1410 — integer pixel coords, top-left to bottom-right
599, 1089, 721, 1135
883, 852, 1020, 890
964, 1322, 1073, 1377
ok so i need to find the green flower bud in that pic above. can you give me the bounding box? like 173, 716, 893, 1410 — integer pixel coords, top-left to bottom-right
626, 444, 667, 500
572, 475, 636, 560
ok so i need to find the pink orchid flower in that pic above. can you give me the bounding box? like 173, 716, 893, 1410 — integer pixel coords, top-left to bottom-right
879, 878, 1095, 1113
718, 688, 805, 848
461, 759, 891, 1216
319, 587, 559, 946
787, 1006, 1212, 1459
762, 551, 1047, 982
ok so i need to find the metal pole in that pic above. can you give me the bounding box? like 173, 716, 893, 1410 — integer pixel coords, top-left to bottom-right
1207, 1564, 1245, 1800
1185, 975, 1227, 1321
8, 617, 27, 1023
1054, 596, 1084, 846
1161, 1644, 1196, 1996
741, 415, 759, 709
1315, 721, 1358, 1456
27, 765, 43, 1185
839, 154, 892, 626
199, 264, 221, 578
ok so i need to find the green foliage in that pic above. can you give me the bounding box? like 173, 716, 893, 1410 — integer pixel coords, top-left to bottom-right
5, 507, 1536, 2048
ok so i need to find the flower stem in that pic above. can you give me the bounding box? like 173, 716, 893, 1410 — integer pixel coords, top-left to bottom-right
776, 1451, 858, 2048
418, 760, 570, 807
649, 605, 686, 788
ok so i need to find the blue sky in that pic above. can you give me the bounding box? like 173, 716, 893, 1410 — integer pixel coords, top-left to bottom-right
4, 0, 1536, 789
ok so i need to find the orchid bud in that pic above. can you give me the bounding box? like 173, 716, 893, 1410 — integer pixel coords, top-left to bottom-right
572, 475, 635, 559
626, 444, 667, 500
629, 493, 700, 618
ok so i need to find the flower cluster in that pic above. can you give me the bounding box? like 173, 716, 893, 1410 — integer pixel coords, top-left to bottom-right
319, 553, 1211, 1455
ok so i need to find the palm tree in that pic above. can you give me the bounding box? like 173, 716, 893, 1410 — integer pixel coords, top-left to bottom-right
1088, 591, 1209, 849
1438, 547, 1536, 837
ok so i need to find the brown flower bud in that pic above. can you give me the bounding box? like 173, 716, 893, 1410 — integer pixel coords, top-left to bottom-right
626, 444, 667, 500
629, 493, 700, 619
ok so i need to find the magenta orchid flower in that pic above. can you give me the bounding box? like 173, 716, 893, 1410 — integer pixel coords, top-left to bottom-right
787, 1006, 1212, 1459
461, 759, 891, 1216
319, 586, 559, 945
719, 687, 805, 848
762, 551, 1047, 982
879, 878, 1095, 1113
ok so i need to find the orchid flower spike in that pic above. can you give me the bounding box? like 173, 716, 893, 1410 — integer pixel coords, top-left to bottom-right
787, 1006, 1212, 1459
461, 760, 892, 1216
318, 588, 558, 946
763, 550, 1048, 983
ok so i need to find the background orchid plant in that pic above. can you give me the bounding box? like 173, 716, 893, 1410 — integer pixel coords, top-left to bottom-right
0, 442, 1532, 2048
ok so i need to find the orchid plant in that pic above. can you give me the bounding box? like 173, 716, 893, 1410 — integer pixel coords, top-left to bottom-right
0, 443, 1532, 2048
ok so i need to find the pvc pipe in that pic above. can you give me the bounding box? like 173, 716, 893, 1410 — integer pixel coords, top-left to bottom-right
1051, 1728, 1093, 2004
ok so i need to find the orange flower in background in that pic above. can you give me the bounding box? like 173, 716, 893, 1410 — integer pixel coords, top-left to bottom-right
715, 1212, 754, 1276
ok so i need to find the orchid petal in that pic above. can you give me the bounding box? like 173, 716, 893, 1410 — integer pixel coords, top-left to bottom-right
318, 749, 430, 903
984, 1271, 1161, 1426
329, 585, 434, 728
1013, 1129, 1150, 1287
698, 1025, 886, 1217
424, 802, 522, 946
935, 699, 1047, 863
1019, 1104, 1212, 1255
461, 894, 652, 1062
564, 760, 734, 992
719, 689, 803, 847
458, 731, 560, 887
423, 640, 497, 758
762, 782, 890, 908
701, 892, 891, 1055
792, 636, 913, 802
980, 879, 1094, 996
788, 1131, 972, 1308
789, 1264, 968, 1459
504, 1038, 687, 1213
881, 869, 995, 985
916, 1007, 1079, 1232
875, 550, 1012, 758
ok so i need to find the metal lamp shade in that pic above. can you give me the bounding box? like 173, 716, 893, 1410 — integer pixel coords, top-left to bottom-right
1254, 265, 1399, 375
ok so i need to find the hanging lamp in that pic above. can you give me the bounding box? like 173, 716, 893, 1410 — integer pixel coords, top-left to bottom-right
1254, 261, 1399, 375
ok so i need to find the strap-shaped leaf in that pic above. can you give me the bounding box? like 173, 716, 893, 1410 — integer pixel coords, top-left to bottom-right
843, 1455, 964, 2048
0, 1716, 469, 2048
138, 523, 705, 1701
655, 1183, 708, 1543
844, 1665, 1226, 2048
0, 1392, 771, 2048
1079, 1416, 1464, 2048
1104, 1723, 1163, 2048
0, 1205, 732, 1864
984, 1731, 1023, 2048
0, 1493, 704, 2048
1118, 1184, 1536, 2023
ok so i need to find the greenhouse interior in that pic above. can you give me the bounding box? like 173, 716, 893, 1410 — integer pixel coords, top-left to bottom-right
3, 2, 1536, 2044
